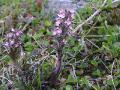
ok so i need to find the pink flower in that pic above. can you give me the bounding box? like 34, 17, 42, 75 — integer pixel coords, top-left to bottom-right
62, 39, 67, 44
9, 40, 14, 45
69, 10, 75, 18
55, 19, 61, 26
65, 19, 71, 26
11, 28, 15, 32
16, 30, 22, 36
56, 28, 62, 35
69, 26, 72, 30
6, 33, 13, 38
53, 31, 57, 35
53, 27, 62, 36
3, 42, 9, 47
57, 9, 65, 18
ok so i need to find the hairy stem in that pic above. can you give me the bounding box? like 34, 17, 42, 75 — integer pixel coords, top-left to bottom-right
48, 47, 63, 85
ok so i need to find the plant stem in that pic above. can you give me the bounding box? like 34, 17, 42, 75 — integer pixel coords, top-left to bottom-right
48, 45, 63, 86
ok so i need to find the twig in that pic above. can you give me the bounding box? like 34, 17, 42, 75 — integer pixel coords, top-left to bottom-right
73, 0, 107, 33
111, 60, 116, 90
0, 76, 12, 84
85, 38, 100, 49
85, 33, 120, 38
21, 22, 31, 31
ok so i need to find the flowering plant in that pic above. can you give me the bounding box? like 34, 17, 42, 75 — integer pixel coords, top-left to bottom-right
3, 28, 23, 49
48, 9, 75, 85
2, 28, 23, 64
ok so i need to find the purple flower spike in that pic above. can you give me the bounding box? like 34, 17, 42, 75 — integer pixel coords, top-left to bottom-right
53, 9, 74, 36
3, 28, 23, 49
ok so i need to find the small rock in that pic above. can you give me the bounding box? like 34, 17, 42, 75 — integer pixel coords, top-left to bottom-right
46, 0, 86, 12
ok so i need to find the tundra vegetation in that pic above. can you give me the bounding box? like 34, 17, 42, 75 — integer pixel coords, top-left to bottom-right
0, 0, 120, 90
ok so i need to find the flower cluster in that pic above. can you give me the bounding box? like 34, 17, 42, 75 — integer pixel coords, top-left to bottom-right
53, 9, 74, 36
3, 28, 23, 49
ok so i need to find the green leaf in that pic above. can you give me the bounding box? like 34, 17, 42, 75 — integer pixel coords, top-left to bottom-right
107, 79, 119, 86
67, 75, 77, 83
35, 68, 41, 90
24, 42, 34, 52
107, 79, 113, 86
44, 40, 49, 46
107, 0, 112, 7
91, 60, 99, 67
44, 20, 52, 27
0, 84, 8, 90
68, 37, 76, 46
80, 77, 89, 85
0, 55, 11, 62
92, 69, 101, 77
65, 85, 73, 90
33, 34, 40, 40
32, 19, 40, 26
46, 29, 52, 35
